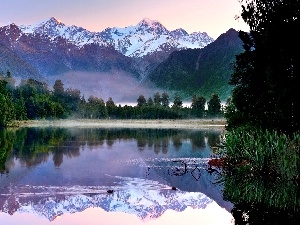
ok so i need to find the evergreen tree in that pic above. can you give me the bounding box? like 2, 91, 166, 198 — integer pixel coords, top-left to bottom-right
172, 95, 183, 109
64, 88, 81, 112
106, 97, 115, 108
147, 97, 154, 107
191, 95, 206, 117
53, 79, 65, 97
137, 95, 147, 107
154, 92, 161, 107
0, 80, 15, 126
227, 0, 300, 133
106, 97, 116, 118
13, 89, 27, 120
161, 92, 170, 107
208, 93, 221, 117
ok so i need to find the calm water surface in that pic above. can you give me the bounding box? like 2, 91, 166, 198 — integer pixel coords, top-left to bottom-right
0, 127, 233, 224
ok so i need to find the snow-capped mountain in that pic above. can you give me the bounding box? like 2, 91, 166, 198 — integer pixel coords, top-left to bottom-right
0, 21, 136, 78
0, 17, 223, 99
19, 17, 109, 48
18, 17, 214, 58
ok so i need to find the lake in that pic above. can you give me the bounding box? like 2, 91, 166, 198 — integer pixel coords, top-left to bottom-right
0, 127, 234, 225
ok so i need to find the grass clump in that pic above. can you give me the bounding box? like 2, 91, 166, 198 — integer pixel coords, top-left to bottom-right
222, 126, 300, 182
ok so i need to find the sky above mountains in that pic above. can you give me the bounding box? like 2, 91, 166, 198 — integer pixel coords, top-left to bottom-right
0, 0, 249, 39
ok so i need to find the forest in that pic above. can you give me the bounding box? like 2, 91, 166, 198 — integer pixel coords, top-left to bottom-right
0, 71, 224, 127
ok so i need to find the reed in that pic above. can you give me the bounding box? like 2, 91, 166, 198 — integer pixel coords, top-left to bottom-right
221, 126, 300, 211
222, 126, 300, 181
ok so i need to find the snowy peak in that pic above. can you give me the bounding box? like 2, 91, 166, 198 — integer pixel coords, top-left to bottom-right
170, 28, 189, 37
137, 18, 169, 35
21, 17, 65, 34
98, 18, 214, 57
1, 17, 214, 58
19, 17, 109, 47
38, 17, 64, 27
138, 18, 159, 27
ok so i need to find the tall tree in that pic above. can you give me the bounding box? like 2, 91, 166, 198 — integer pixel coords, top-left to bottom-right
172, 95, 183, 109
0, 80, 15, 126
106, 97, 116, 118
137, 95, 147, 107
161, 92, 170, 107
227, 0, 300, 133
87, 95, 107, 118
208, 93, 221, 117
153, 92, 161, 107
106, 97, 115, 108
53, 80, 64, 96
147, 97, 154, 107
191, 95, 206, 117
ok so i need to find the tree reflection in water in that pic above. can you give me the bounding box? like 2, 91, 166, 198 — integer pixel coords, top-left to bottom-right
223, 168, 300, 224
0, 127, 222, 173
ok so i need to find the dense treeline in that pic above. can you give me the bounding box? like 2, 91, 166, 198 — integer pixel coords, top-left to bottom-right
0, 71, 224, 127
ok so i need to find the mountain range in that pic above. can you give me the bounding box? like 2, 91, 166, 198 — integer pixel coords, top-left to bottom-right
0, 17, 243, 101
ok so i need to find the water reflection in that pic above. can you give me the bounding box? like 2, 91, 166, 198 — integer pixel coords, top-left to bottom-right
0, 127, 231, 223
1, 128, 222, 171
223, 166, 300, 224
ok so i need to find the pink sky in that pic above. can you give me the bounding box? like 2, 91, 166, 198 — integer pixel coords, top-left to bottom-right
0, 0, 248, 39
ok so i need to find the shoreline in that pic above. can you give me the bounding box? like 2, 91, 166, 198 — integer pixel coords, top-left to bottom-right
17, 119, 227, 130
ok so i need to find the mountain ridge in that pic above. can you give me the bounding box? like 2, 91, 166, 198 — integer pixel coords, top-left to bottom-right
16, 17, 214, 58
147, 28, 244, 101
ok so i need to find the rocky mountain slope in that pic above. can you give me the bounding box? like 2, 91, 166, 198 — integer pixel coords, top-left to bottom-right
146, 28, 244, 101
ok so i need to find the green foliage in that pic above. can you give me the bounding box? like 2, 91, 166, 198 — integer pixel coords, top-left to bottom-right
228, 0, 300, 134
137, 95, 147, 107
0, 80, 15, 127
161, 92, 170, 107
153, 92, 161, 106
207, 93, 222, 117
87, 95, 107, 119
106, 97, 117, 118
149, 29, 244, 101
223, 173, 300, 220
147, 97, 154, 107
172, 95, 183, 109
191, 95, 206, 117
53, 79, 64, 96
0, 128, 14, 173
1, 71, 227, 123
223, 126, 300, 181
222, 126, 300, 217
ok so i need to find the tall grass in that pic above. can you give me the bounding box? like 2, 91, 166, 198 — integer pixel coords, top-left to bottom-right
223, 126, 300, 181
221, 126, 300, 211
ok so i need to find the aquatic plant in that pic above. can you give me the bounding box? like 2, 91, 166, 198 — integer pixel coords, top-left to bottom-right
222, 126, 300, 182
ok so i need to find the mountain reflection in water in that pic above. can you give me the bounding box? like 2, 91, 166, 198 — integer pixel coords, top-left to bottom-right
0, 127, 233, 224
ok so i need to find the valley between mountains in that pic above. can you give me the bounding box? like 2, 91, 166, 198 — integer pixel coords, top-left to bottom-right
0, 17, 243, 102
